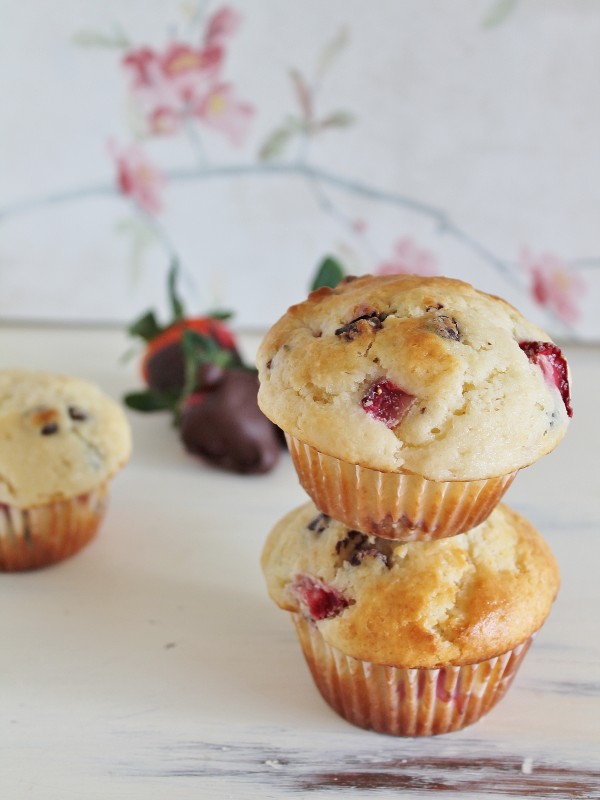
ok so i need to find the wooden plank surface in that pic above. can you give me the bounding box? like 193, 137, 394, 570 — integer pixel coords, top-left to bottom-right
0, 328, 598, 799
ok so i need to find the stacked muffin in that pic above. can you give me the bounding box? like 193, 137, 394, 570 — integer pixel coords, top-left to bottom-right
258, 275, 570, 736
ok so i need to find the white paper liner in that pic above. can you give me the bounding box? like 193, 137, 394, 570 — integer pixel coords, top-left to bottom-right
293, 613, 533, 736
287, 435, 516, 541
0, 485, 109, 571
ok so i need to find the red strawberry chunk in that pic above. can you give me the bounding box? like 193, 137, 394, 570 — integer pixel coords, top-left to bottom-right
519, 341, 573, 418
291, 574, 352, 620
361, 379, 415, 429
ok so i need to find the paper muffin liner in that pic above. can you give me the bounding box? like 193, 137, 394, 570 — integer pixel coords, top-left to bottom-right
287, 435, 516, 541
293, 614, 532, 736
0, 484, 109, 571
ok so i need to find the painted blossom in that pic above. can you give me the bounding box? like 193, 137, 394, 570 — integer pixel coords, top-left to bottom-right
120, 7, 253, 144
522, 248, 585, 325
193, 83, 254, 146
204, 6, 240, 45
376, 237, 438, 277
113, 143, 165, 215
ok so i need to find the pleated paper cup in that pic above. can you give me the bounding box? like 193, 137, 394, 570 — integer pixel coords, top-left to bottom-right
293, 614, 532, 737
0, 484, 109, 571
286, 435, 516, 541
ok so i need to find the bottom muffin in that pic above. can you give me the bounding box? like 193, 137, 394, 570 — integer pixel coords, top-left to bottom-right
261, 501, 559, 736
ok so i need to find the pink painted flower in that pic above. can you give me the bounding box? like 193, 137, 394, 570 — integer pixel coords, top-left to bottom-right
120, 8, 253, 145
160, 42, 222, 104
522, 248, 585, 325
204, 6, 241, 46
376, 237, 438, 277
112, 143, 165, 215
193, 83, 254, 146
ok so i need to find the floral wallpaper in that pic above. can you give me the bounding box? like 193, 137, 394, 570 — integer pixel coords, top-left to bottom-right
1, 0, 598, 339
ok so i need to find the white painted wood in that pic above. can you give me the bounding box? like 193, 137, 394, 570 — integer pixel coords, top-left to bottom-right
0, 329, 598, 799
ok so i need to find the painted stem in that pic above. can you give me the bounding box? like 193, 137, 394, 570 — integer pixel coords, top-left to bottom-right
0, 162, 591, 290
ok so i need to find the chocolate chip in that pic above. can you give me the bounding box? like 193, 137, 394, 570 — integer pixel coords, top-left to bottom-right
428, 314, 460, 341
426, 303, 444, 311
308, 513, 330, 534
335, 312, 386, 342
335, 530, 367, 555
68, 406, 88, 421
336, 530, 392, 568
41, 422, 59, 436
265, 359, 272, 370
349, 548, 389, 568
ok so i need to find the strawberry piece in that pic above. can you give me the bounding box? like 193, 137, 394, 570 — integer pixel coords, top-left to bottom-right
361, 379, 415, 429
291, 574, 352, 620
519, 341, 573, 418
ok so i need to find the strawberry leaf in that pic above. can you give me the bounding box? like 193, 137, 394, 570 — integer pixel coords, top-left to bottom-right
123, 389, 177, 412
128, 310, 163, 342
311, 256, 346, 290
180, 329, 237, 399
167, 261, 185, 321
207, 309, 235, 320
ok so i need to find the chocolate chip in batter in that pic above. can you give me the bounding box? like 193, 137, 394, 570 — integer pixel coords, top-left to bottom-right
429, 314, 461, 341
68, 406, 88, 421
335, 312, 386, 342
41, 422, 59, 436
308, 513, 330, 534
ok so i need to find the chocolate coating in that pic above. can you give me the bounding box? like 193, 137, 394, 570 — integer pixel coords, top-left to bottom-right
146, 343, 233, 394
145, 341, 187, 393
179, 370, 280, 474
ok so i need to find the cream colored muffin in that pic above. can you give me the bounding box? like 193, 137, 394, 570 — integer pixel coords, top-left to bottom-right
0, 370, 131, 570
261, 500, 559, 735
257, 275, 572, 539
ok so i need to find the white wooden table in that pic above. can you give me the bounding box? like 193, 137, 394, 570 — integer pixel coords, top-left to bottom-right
0, 327, 598, 799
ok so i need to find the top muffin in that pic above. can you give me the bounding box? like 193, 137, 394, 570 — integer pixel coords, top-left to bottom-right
257, 275, 571, 480
0, 370, 131, 507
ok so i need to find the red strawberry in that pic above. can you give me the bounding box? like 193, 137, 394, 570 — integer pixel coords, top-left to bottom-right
519, 341, 573, 418
361, 379, 415, 429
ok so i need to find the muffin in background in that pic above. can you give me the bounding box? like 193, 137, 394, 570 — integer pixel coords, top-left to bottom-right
0, 370, 131, 571
257, 274, 572, 540
261, 500, 560, 736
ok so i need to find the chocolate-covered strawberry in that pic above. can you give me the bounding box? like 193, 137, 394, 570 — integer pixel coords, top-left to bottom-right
142, 317, 239, 394
180, 370, 281, 474
123, 262, 282, 474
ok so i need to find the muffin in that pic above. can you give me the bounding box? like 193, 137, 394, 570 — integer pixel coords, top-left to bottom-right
261, 500, 560, 736
257, 275, 572, 540
0, 370, 131, 571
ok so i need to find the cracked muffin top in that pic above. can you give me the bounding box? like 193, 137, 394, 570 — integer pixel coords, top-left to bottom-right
261, 500, 560, 668
257, 274, 572, 480
0, 370, 131, 507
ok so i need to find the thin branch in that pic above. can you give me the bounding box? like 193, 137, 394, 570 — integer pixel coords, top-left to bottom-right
0, 162, 595, 289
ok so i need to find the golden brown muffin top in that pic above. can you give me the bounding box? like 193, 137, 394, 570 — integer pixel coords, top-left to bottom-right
261, 500, 560, 668
0, 370, 131, 507
257, 275, 571, 480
